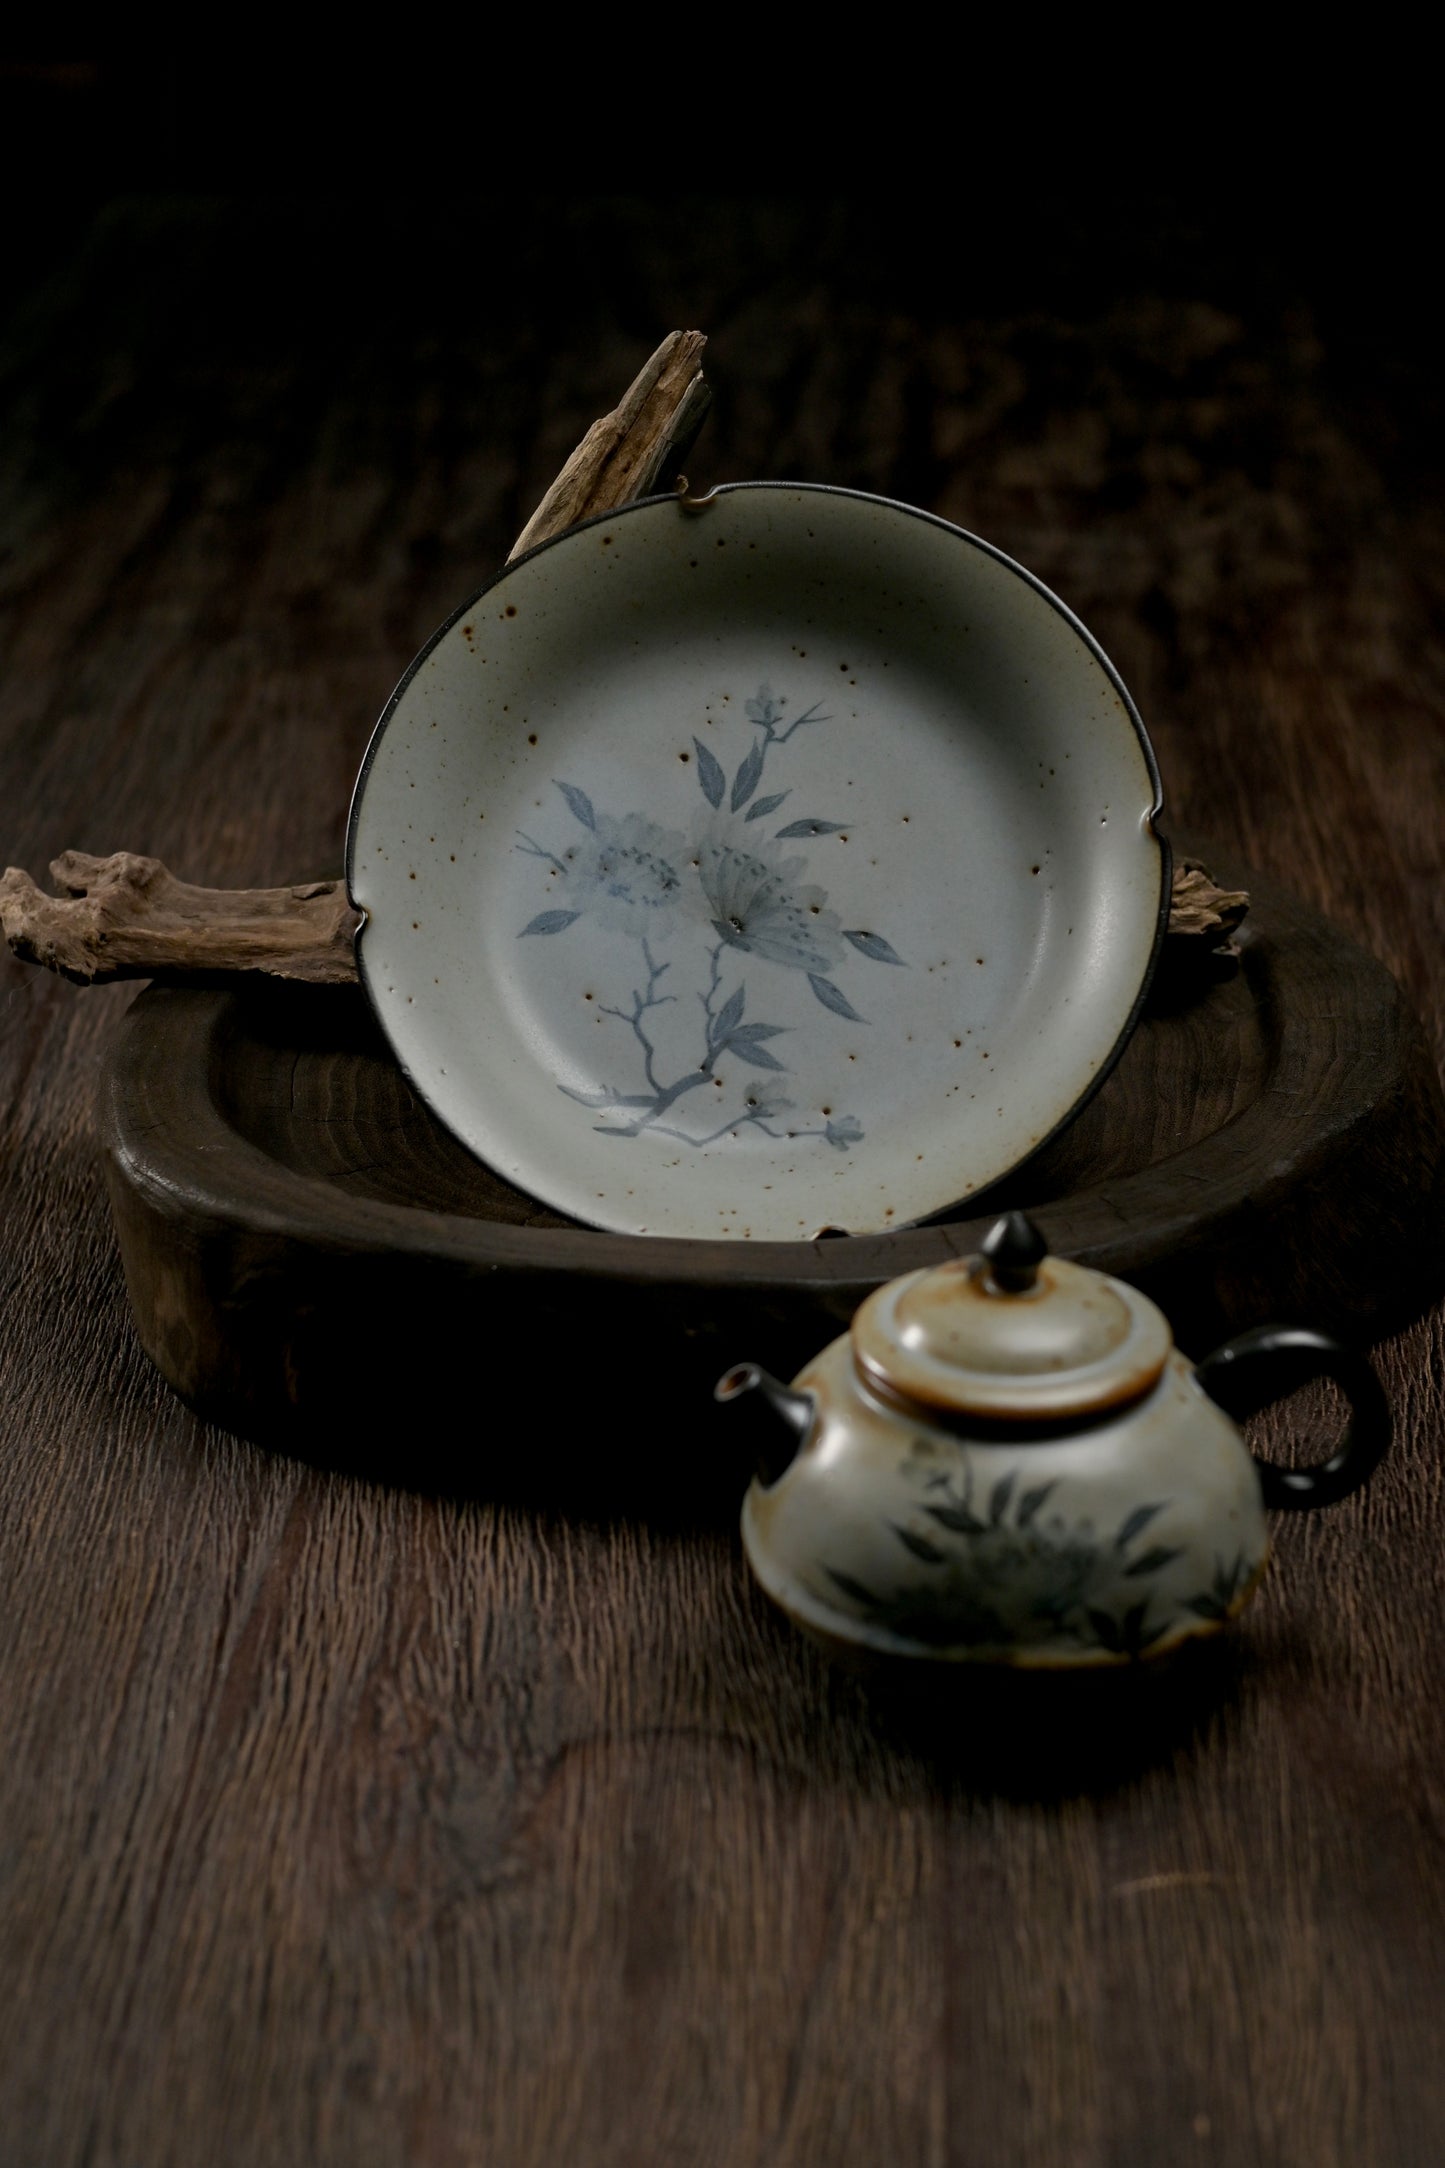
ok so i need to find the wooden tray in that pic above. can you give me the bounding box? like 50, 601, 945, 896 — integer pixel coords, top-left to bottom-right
100, 843, 1445, 1495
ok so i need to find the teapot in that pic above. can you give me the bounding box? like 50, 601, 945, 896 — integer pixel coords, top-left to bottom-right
716, 1214, 1390, 1667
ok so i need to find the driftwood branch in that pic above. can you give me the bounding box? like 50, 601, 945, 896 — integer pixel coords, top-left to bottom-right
0, 848, 1248, 992
1168, 858, 1250, 948
0, 853, 359, 986
508, 330, 710, 560
1, 325, 1247, 990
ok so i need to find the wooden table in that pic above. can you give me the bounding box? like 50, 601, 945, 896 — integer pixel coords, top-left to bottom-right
3, 195, 1443, 2167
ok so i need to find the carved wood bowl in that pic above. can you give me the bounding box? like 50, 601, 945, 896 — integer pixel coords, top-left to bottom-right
102, 845, 1445, 1471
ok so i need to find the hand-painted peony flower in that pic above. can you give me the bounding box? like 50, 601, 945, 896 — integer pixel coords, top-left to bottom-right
692, 818, 846, 973
561, 812, 687, 939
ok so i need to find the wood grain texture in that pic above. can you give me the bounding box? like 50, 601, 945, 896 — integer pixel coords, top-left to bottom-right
3, 194, 1445, 2168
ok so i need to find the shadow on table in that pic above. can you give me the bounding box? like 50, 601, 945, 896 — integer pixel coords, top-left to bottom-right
821, 1631, 1262, 1800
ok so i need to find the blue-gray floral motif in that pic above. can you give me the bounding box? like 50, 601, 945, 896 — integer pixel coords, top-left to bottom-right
816, 1447, 1260, 1658
514, 686, 907, 1148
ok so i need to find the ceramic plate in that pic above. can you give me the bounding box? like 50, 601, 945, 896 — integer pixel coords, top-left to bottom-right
347, 485, 1167, 1241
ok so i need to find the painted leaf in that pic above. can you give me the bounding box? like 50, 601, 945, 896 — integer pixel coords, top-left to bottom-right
729, 1022, 786, 1044
745, 791, 790, 823
926, 1502, 987, 1536
988, 1470, 1016, 1525
843, 928, 907, 966
1016, 1480, 1058, 1528
775, 817, 847, 839
560, 1085, 655, 1107
892, 1524, 947, 1565
693, 736, 725, 809
1114, 1501, 1167, 1551
519, 909, 581, 936
1087, 1608, 1125, 1653
726, 1039, 788, 1071
1121, 1601, 1161, 1653
553, 780, 596, 830
712, 985, 746, 1047
1122, 1545, 1184, 1579
1216, 1556, 1246, 1598
825, 1567, 880, 1609
731, 737, 766, 811
808, 974, 867, 1023
1185, 1593, 1228, 1620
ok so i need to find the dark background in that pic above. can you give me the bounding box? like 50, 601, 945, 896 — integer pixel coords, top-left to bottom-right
4, 56, 1445, 2168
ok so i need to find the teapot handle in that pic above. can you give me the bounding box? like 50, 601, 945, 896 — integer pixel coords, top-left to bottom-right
1193, 1325, 1391, 1511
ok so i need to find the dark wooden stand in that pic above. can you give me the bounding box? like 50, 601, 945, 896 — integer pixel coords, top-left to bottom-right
101, 840, 1445, 1499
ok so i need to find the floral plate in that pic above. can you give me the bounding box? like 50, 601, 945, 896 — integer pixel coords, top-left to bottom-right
347, 485, 1167, 1241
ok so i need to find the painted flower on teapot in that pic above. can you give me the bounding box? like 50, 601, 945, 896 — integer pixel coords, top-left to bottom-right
717, 1213, 1390, 1668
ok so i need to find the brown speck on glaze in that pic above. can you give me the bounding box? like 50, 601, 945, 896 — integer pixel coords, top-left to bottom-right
528, 734, 538, 745
679, 751, 690, 763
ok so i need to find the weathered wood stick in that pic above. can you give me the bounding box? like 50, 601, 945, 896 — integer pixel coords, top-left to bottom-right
508, 329, 710, 560
1167, 858, 1250, 946
1, 325, 1246, 988
0, 848, 1248, 989
0, 852, 360, 987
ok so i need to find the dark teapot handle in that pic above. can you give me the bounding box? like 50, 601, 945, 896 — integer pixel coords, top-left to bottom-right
1194, 1325, 1391, 1511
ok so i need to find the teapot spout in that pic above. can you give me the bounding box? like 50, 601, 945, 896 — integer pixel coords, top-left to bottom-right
715, 1363, 816, 1486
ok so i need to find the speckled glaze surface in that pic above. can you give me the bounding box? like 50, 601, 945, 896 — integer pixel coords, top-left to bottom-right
348, 484, 1166, 1240
740, 1339, 1270, 1670
853, 1253, 1174, 1420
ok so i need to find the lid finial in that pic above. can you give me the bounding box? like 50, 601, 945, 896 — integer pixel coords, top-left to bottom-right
979, 1212, 1048, 1293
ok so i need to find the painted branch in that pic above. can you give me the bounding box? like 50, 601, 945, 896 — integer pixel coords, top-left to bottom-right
507, 329, 711, 561
0, 853, 359, 987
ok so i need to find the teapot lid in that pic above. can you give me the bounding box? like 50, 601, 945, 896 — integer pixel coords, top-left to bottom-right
851, 1213, 1172, 1422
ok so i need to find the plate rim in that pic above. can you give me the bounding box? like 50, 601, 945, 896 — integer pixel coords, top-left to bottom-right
345, 480, 1171, 1240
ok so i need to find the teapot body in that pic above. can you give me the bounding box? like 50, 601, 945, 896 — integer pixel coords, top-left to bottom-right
742, 1332, 1269, 1668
